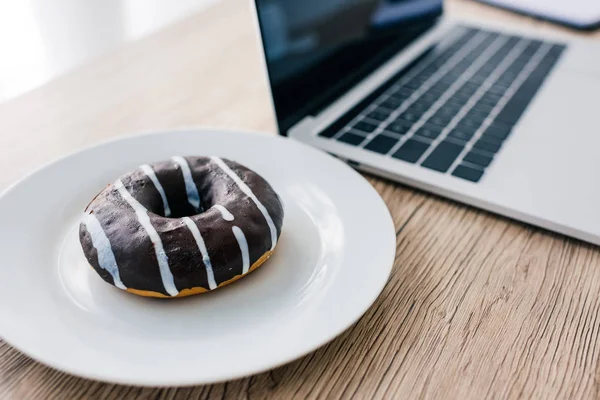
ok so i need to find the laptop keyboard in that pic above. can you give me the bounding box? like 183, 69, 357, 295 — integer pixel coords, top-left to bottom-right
318, 27, 566, 183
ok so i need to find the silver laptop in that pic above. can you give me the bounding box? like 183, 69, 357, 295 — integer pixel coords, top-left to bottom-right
253, 0, 600, 246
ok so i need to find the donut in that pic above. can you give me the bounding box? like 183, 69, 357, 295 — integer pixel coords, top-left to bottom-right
79, 156, 284, 298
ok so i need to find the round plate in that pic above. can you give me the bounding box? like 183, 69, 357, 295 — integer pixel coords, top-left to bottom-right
0, 130, 395, 386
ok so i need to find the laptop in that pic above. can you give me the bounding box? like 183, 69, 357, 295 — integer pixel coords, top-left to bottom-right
253, 0, 600, 246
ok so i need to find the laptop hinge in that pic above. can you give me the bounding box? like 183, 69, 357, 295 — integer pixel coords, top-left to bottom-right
287, 116, 316, 138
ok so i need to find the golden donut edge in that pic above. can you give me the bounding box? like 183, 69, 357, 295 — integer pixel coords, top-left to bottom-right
117, 249, 275, 299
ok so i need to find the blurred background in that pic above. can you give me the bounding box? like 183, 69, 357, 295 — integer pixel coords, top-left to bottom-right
0, 0, 218, 102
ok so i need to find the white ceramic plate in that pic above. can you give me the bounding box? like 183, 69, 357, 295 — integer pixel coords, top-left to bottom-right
0, 130, 395, 386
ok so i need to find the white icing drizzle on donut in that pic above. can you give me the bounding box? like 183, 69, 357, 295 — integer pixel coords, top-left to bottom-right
172, 156, 201, 211
232, 226, 250, 274
140, 164, 171, 217
114, 179, 179, 297
82, 212, 127, 290
211, 157, 278, 250
182, 217, 217, 290
212, 204, 234, 221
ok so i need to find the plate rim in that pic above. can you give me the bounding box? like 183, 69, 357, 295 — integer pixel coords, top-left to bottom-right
0, 128, 396, 386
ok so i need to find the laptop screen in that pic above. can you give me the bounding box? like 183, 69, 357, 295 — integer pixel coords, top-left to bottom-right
254, 0, 443, 134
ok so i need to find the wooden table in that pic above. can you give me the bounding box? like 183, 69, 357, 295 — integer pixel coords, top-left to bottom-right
0, 0, 599, 398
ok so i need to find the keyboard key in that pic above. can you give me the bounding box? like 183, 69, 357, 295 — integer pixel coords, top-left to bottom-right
454, 121, 480, 136
549, 44, 566, 57
410, 75, 429, 85
447, 136, 469, 146
392, 87, 414, 98
389, 93, 411, 104
337, 131, 365, 145
415, 124, 443, 140
489, 119, 512, 130
392, 139, 430, 163
352, 120, 379, 133
478, 133, 504, 146
463, 150, 493, 167
473, 138, 502, 153
428, 81, 451, 94
421, 91, 440, 102
487, 84, 507, 96
466, 106, 489, 118
364, 134, 398, 154
436, 107, 459, 118
456, 118, 481, 132
385, 120, 412, 135
499, 70, 518, 82
448, 129, 474, 142
492, 79, 511, 90
367, 109, 392, 121
456, 88, 477, 99
319, 129, 338, 139
413, 99, 436, 112
407, 101, 429, 112
469, 74, 487, 84
496, 76, 513, 88
380, 97, 403, 110
428, 115, 452, 127
482, 91, 502, 102
451, 90, 473, 102
447, 96, 469, 107
464, 109, 488, 124
483, 125, 512, 140
465, 117, 487, 129
452, 164, 485, 182
478, 95, 500, 108
397, 112, 420, 123
404, 105, 427, 117
478, 64, 496, 75
440, 101, 463, 113
471, 102, 495, 114
462, 82, 480, 92
404, 80, 422, 90
494, 106, 524, 125
421, 65, 439, 74
422, 140, 465, 172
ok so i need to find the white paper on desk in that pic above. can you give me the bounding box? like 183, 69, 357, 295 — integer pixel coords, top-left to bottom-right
477, 0, 600, 28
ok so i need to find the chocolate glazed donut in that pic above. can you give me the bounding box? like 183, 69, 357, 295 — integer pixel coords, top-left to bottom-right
79, 156, 284, 298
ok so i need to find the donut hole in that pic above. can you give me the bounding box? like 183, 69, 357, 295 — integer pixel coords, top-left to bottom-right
160, 199, 208, 219
124, 173, 213, 219
136, 189, 210, 218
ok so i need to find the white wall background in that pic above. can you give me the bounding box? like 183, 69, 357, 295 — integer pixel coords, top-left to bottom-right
0, 0, 219, 102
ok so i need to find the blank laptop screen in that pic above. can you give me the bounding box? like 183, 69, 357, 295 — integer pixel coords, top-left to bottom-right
254, 0, 443, 133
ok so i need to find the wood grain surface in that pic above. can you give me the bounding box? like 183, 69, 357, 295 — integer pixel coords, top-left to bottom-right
0, 0, 599, 398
